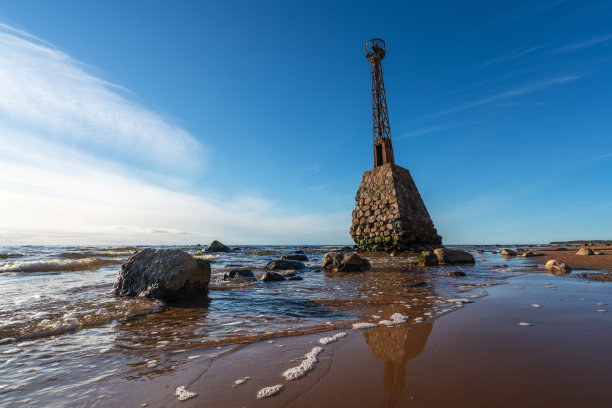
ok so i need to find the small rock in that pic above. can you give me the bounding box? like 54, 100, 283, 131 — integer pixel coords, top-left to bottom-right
323, 251, 371, 272
266, 259, 306, 270
206, 240, 232, 253
223, 269, 257, 282
545, 259, 572, 275
288, 276, 303, 281
411, 281, 429, 287
433, 248, 475, 264
554, 247, 568, 251
292, 250, 305, 254
447, 271, 466, 277
522, 251, 542, 257
412, 251, 439, 266
280, 254, 309, 261
576, 247, 594, 256
261, 272, 286, 282
518, 322, 532, 326
501, 249, 517, 256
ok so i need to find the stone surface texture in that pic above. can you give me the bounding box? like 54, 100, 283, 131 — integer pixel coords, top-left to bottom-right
223, 269, 256, 282
266, 259, 306, 270
350, 163, 442, 251
576, 247, 594, 256
545, 259, 572, 274
113, 249, 211, 300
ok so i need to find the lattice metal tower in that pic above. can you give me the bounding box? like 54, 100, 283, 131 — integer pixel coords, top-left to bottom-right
366, 38, 394, 168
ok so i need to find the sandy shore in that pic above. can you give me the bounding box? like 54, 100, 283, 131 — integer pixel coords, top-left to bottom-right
96, 270, 612, 407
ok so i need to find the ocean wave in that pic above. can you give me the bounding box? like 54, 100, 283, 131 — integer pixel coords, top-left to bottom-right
0, 253, 25, 259
0, 257, 123, 273
59, 251, 134, 259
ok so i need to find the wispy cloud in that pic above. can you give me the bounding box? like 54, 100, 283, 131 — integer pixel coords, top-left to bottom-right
553, 33, 612, 53
480, 45, 547, 68
0, 23, 349, 245
421, 75, 582, 120
395, 123, 464, 140
595, 153, 612, 160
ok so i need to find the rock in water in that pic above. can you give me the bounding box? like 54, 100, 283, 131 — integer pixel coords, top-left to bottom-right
261, 272, 286, 282
323, 251, 371, 272
223, 269, 256, 282
412, 251, 439, 266
501, 249, 517, 256
576, 247, 594, 256
280, 254, 309, 261
206, 240, 232, 252
447, 271, 466, 276
522, 251, 541, 257
433, 248, 475, 264
113, 249, 211, 300
545, 259, 572, 275
266, 259, 306, 270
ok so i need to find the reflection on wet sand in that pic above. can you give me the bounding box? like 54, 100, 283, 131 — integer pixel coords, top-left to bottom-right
365, 323, 433, 408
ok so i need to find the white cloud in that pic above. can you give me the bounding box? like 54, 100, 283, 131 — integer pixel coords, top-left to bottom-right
0, 23, 349, 245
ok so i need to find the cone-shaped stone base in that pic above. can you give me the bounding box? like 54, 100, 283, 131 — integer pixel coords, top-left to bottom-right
350, 163, 442, 252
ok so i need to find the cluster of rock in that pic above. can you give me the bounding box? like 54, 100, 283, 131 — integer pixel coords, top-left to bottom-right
323, 251, 371, 272
412, 248, 475, 266
350, 163, 442, 252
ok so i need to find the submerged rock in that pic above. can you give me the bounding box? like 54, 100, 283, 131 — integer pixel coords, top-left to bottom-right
412, 251, 439, 266
206, 240, 232, 253
323, 251, 371, 272
545, 259, 572, 275
501, 249, 517, 256
266, 259, 306, 270
433, 248, 475, 264
447, 271, 466, 277
261, 271, 286, 282
113, 249, 211, 300
280, 254, 309, 262
223, 269, 256, 282
576, 247, 594, 256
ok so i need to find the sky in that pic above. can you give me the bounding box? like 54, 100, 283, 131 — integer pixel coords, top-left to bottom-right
0, 0, 611, 245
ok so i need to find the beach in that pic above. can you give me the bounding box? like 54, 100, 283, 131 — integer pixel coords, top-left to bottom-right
1, 245, 611, 407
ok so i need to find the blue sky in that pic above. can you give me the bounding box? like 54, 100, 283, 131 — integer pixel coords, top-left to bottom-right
0, 0, 611, 245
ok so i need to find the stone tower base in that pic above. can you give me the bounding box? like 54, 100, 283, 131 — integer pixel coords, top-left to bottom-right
350, 163, 442, 252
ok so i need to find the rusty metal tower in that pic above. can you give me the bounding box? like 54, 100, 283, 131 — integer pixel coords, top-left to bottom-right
366, 38, 394, 168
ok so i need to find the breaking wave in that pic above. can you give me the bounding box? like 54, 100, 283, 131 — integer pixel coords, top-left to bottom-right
0, 258, 123, 273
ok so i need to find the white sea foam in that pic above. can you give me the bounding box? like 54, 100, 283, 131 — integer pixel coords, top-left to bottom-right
518, 322, 532, 326
379, 313, 409, 326
256, 384, 283, 399
146, 359, 158, 368
319, 332, 346, 345
352, 322, 377, 330
233, 376, 250, 387
597, 303, 607, 306
531, 304, 542, 308
195, 254, 219, 260
596, 309, 607, 313
282, 346, 323, 381
175, 386, 197, 401
446, 298, 473, 304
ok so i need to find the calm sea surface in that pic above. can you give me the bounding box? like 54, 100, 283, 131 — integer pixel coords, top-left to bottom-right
0, 244, 531, 406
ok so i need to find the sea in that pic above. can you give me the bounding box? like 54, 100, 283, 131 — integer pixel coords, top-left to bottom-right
0, 244, 530, 406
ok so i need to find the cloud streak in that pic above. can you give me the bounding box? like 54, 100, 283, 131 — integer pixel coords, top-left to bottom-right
553, 33, 612, 53
421, 75, 582, 120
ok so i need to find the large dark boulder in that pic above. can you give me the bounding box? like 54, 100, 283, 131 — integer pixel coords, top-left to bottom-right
412, 251, 439, 266
223, 268, 256, 282
113, 249, 211, 300
433, 248, 475, 264
280, 254, 309, 262
266, 259, 306, 270
323, 251, 371, 272
206, 240, 232, 253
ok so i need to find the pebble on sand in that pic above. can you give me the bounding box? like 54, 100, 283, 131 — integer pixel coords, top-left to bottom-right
175, 386, 197, 401
518, 322, 532, 326
256, 385, 284, 400
531, 304, 542, 308
596, 309, 607, 313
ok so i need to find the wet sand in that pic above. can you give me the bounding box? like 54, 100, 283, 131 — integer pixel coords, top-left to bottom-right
98, 272, 612, 407
526, 245, 612, 272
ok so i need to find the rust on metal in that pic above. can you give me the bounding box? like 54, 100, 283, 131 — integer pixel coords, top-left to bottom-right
365, 38, 394, 168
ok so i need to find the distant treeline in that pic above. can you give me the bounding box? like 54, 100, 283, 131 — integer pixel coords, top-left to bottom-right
550, 240, 612, 245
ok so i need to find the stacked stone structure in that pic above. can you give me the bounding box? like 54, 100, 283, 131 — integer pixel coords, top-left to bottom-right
350, 163, 442, 252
